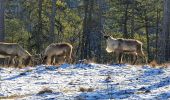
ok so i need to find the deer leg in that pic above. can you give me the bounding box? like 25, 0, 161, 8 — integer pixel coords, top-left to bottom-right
63, 53, 68, 63
142, 54, 147, 64
121, 53, 124, 63
12, 56, 18, 67
118, 53, 123, 64
57, 56, 64, 65
133, 54, 138, 65
14, 57, 19, 67
7, 56, 13, 67
7, 56, 16, 67
46, 56, 52, 65
65, 51, 72, 64
130, 54, 134, 64
142, 55, 147, 64
23, 56, 31, 67
16, 57, 23, 68
51, 55, 56, 65
144, 56, 148, 64
57, 55, 64, 65
67, 55, 72, 64
138, 52, 147, 64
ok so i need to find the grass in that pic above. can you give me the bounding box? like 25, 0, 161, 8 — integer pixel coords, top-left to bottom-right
79, 87, 94, 92
0, 94, 31, 100
149, 60, 158, 67
37, 88, 53, 95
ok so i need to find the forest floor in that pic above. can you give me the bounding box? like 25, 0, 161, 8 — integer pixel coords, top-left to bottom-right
0, 63, 170, 100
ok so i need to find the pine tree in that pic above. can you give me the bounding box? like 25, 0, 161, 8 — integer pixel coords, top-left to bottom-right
0, 0, 5, 41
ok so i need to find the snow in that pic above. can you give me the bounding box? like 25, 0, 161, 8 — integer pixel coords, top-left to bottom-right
0, 63, 170, 100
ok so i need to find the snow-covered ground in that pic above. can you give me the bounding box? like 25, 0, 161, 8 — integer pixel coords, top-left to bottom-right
0, 63, 170, 100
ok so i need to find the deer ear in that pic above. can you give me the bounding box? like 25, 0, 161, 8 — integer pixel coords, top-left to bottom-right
104, 35, 110, 39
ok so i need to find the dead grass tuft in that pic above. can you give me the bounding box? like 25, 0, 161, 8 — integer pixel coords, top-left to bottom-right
37, 88, 53, 95
160, 63, 169, 68
79, 87, 94, 92
149, 60, 170, 68
149, 60, 158, 67
0, 94, 30, 99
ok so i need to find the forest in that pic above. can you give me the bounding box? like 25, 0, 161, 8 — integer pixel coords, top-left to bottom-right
1, 0, 170, 100
0, 0, 169, 64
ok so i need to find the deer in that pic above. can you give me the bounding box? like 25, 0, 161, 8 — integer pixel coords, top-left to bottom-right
42, 42, 73, 65
104, 35, 147, 64
0, 42, 32, 67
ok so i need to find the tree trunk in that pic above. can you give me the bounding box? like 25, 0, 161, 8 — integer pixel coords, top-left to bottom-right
85, 0, 93, 59
145, 14, 150, 62
155, 8, 159, 60
95, 0, 103, 62
164, 0, 170, 61
50, 0, 57, 42
80, 0, 89, 60
0, 0, 5, 42
36, 0, 43, 53
80, 0, 103, 62
159, 0, 170, 62
130, 0, 135, 39
123, 3, 129, 38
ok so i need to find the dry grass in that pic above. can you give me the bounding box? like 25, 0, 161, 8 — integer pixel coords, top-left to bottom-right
61, 87, 77, 93
37, 88, 53, 95
79, 87, 94, 92
149, 60, 169, 68
0, 94, 31, 100
160, 63, 169, 68
149, 60, 158, 67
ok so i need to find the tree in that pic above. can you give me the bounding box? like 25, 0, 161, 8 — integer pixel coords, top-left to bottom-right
50, 0, 57, 42
80, 0, 90, 60
0, 0, 5, 41
36, 0, 43, 53
2, 0, 164, 63
159, 0, 170, 62
80, 0, 104, 62
122, 0, 130, 38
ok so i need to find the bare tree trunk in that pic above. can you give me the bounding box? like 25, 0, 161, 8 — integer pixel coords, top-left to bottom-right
155, 8, 159, 60
80, 0, 89, 60
123, 3, 129, 38
130, 0, 135, 39
80, 0, 103, 62
164, 0, 170, 61
159, 0, 170, 62
0, 0, 5, 42
81, 0, 93, 60
129, 0, 135, 63
145, 14, 150, 62
95, 0, 104, 62
80, 0, 93, 59
50, 0, 57, 42
36, 0, 43, 53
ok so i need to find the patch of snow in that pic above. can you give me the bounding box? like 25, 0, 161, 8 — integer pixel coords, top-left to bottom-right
0, 63, 170, 100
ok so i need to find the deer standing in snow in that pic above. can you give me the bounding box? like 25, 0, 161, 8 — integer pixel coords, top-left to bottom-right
42, 43, 73, 65
104, 36, 147, 64
0, 42, 32, 67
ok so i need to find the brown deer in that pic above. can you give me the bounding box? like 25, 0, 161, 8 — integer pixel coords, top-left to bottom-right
42, 43, 73, 65
104, 36, 147, 64
0, 42, 32, 67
